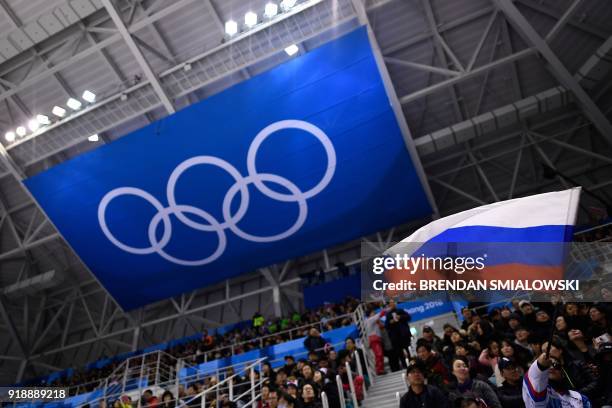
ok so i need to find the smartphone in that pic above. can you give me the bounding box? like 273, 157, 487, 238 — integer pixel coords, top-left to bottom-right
593, 333, 612, 350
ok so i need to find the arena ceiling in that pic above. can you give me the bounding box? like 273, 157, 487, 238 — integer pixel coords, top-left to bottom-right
0, 0, 611, 384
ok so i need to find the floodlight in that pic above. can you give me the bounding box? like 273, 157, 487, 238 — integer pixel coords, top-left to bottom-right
280, 0, 297, 11
82, 90, 96, 103
52, 106, 66, 117
28, 118, 40, 132
67, 98, 82, 110
244, 11, 257, 27
285, 44, 299, 56
36, 114, 50, 125
264, 3, 278, 18
225, 20, 238, 36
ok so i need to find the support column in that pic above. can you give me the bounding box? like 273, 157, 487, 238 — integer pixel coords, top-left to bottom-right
272, 286, 282, 318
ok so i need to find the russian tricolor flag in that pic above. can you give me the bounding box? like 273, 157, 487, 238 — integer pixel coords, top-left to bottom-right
384, 188, 581, 290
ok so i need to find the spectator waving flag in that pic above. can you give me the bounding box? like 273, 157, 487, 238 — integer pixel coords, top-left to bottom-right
381, 188, 582, 295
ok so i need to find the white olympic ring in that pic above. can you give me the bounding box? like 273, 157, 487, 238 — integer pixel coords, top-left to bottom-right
97, 119, 336, 266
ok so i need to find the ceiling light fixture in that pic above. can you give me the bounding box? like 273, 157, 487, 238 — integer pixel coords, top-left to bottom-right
52, 106, 66, 117
264, 3, 278, 18
280, 0, 297, 11
66, 98, 82, 110
225, 20, 238, 36
82, 90, 96, 103
36, 114, 50, 125
244, 11, 257, 27
284, 44, 299, 56
28, 118, 40, 132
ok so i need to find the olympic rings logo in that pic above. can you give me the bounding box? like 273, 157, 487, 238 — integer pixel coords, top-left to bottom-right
97, 120, 336, 266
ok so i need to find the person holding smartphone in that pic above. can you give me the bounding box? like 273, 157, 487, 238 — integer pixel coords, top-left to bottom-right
522, 341, 591, 408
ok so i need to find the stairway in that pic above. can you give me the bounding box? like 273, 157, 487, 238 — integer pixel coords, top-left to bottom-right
361, 370, 406, 408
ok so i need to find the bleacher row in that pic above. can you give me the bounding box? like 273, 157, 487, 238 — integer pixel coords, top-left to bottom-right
10, 324, 360, 408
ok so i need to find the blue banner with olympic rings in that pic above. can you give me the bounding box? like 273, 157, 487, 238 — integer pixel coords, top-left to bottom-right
25, 27, 433, 310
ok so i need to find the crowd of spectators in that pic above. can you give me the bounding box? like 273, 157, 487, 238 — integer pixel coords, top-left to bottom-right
91, 325, 368, 408
391, 299, 612, 408
174, 297, 359, 365
38, 298, 360, 396
93, 295, 612, 408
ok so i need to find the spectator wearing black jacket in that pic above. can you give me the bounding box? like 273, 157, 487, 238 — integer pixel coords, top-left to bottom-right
312, 369, 340, 408
587, 304, 611, 340
566, 329, 596, 365
495, 308, 515, 339
303, 328, 329, 358
399, 361, 448, 408
564, 302, 590, 333
461, 308, 477, 331
384, 299, 412, 371
496, 357, 525, 408
447, 356, 502, 408
297, 383, 322, 408
467, 314, 495, 349
594, 342, 612, 408
344, 338, 365, 374
283, 356, 298, 377
518, 301, 537, 331
420, 325, 444, 352
531, 309, 553, 341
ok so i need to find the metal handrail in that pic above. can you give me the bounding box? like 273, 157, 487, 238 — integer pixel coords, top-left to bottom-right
178, 355, 263, 386
321, 391, 330, 408
335, 375, 346, 408
352, 304, 378, 386
345, 362, 359, 408
233, 378, 266, 402
353, 347, 367, 399
177, 357, 266, 408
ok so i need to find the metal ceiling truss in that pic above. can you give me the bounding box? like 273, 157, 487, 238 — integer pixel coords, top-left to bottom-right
0, 0, 612, 385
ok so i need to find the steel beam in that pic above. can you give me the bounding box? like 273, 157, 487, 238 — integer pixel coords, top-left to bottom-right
0, 0, 195, 105
468, 151, 499, 201
101, 0, 175, 114
467, 11, 498, 71
508, 135, 525, 199
399, 48, 536, 104
494, 0, 612, 146
384, 57, 461, 77
515, 0, 608, 40
545, 0, 583, 42
28, 277, 300, 359
529, 131, 612, 165
420, 0, 464, 121
0, 294, 26, 357
429, 177, 488, 206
